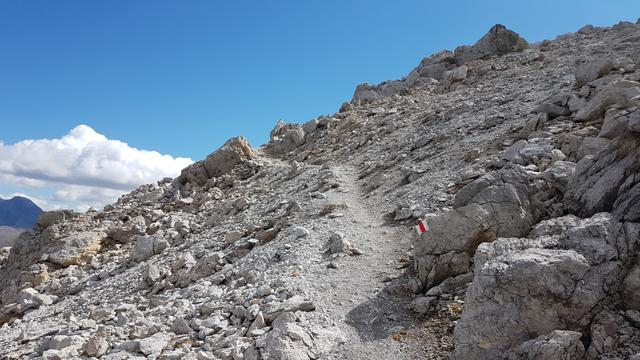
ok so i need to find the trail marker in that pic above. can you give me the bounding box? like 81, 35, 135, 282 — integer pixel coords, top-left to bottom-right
415, 219, 429, 236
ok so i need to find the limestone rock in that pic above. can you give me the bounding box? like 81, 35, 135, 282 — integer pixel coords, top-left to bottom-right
454, 24, 528, 63
505, 330, 585, 360
414, 167, 534, 289
178, 137, 255, 185
131, 235, 170, 262
266, 121, 306, 155
453, 212, 636, 359
48, 232, 104, 266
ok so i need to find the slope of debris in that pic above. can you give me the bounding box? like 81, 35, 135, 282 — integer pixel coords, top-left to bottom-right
1, 19, 640, 360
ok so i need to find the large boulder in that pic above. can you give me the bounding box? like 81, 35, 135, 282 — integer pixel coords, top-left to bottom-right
454, 24, 528, 63
178, 137, 256, 186
452, 213, 638, 359
575, 58, 613, 87
265, 121, 306, 155
574, 80, 640, 122
505, 330, 586, 360
351, 80, 409, 105
414, 167, 534, 289
408, 50, 456, 82
47, 232, 104, 266
566, 107, 640, 222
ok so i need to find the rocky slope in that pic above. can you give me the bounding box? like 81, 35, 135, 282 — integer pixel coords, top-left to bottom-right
1, 19, 640, 360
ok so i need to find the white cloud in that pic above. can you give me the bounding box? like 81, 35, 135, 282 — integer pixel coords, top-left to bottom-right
0, 125, 193, 211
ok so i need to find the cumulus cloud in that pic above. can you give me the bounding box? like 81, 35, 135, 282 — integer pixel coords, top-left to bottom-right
0, 125, 193, 210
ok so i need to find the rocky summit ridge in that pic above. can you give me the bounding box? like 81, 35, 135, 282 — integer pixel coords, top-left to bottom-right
2, 19, 640, 360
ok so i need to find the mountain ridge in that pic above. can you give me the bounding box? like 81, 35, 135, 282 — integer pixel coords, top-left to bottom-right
0, 196, 42, 229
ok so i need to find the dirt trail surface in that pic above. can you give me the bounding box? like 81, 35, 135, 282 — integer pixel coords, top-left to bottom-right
303, 166, 452, 359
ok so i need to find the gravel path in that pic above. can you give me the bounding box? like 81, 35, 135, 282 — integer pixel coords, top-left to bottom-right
304, 165, 453, 359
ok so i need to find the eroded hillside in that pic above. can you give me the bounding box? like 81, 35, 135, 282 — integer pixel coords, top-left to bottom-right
1, 19, 640, 360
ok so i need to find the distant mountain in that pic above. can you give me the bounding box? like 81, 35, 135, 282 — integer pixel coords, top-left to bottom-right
0, 196, 43, 229
0, 226, 22, 247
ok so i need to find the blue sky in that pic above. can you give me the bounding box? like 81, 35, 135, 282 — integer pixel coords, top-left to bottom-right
0, 1, 639, 210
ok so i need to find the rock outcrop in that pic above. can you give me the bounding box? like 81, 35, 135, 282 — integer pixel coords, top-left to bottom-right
453, 24, 529, 63
177, 136, 256, 186
414, 167, 534, 290
351, 24, 528, 104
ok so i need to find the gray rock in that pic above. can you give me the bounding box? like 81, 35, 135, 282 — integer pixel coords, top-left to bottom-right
414, 167, 534, 289
137, 335, 168, 356
565, 126, 640, 221
574, 80, 640, 122
454, 24, 528, 63
266, 121, 306, 155
178, 137, 256, 185
505, 330, 585, 360
131, 235, 169, 262
48, 232, 104, 266
411, 296, 437, 314
575, 58, 613, 86
453, 212, 636, 359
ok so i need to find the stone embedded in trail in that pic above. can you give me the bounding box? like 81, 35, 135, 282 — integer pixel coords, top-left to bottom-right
327, 231, 352, 254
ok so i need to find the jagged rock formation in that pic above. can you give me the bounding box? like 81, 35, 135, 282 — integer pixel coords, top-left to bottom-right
2, 20, 640, 360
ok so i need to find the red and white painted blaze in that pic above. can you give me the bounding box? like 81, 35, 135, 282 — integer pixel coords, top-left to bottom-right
415, 219, 429, 236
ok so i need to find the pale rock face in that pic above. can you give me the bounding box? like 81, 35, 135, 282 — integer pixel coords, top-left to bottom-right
265, 121, 306, 155
177, 136, 256, 186
453, 212, 638, 359
47, 231, 104, 266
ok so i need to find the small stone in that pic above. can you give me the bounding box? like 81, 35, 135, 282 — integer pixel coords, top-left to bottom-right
327, 231, 351, 254
84, 335, 109, 357
411, 296, 437, 314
